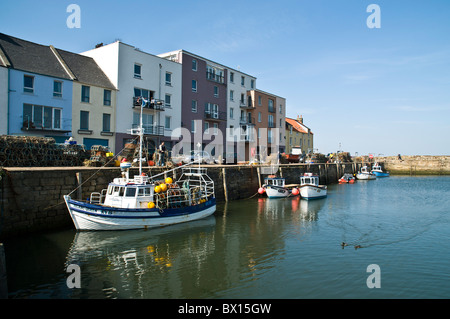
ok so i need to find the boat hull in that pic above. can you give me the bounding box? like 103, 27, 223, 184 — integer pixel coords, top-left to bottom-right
264, 185, 291, 198
372, 171, 390, 177
64, 195, 216, 231
356, 173, 376, 180
299, 185, 327, 200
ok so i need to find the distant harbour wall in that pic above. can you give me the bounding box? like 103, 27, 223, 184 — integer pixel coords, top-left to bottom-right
376, 155, 450, 175
0, 163, 359, 238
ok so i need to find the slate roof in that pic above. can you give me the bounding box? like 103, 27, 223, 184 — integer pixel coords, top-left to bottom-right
0, 33, 72, 79
56, 48, 115, 90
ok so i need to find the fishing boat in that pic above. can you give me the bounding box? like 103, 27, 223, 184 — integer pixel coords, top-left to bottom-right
338, 173, 356, 184
299, 173, 327, 200
371, 163, 390, 177
356, 166, 376, 180
63, 99, 216, 231
258, 176, 299, 198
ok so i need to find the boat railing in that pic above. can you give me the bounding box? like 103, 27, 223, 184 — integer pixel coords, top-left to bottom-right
133, 175, 150, 184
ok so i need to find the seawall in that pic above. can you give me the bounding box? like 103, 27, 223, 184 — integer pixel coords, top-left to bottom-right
376, 155, 450, 175
0, 162, 360, 238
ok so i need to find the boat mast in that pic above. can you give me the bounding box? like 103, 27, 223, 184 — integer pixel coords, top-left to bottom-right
139, 99, 144, 176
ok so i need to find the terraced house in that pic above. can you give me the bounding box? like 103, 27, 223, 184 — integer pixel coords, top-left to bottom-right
0, 33, 73, 142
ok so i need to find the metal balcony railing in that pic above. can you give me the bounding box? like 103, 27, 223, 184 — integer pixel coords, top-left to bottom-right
132, 124, 164, 136
133, 96, 165, 111
204, 110, 227, 121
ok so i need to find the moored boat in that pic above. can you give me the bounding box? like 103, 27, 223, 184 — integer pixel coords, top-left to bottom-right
299, 173, 327, 200
258, 176, 299, 198
64, 97, 216, 231
339, 173, 356, 184
371, 163, 390, 177
356, 166, 376, 180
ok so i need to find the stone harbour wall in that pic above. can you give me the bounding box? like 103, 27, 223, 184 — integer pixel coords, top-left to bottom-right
0, 163, 357, 238
376, 155, 450, 175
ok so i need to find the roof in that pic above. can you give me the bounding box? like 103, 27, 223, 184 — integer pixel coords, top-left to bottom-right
0, 33, 71, 79
285, 117, 313, 135
56, 48, 115, 89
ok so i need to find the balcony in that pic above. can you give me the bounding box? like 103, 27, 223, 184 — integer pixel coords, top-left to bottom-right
268, 106, 276, 113
268, 121, 276, 128
206, 71, 224, 84
131, 124, 164, 136
133, 96, 165, 111
239, 116, 256, 125
204, 110, 227, 121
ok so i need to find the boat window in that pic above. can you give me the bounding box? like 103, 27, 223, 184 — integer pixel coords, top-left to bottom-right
145, 187, 151, 196
119, 187, 125, 197
113, 186, 120, 194
125, 187, 136, 197
107, 186, 113, 195
138, 188, 145, 196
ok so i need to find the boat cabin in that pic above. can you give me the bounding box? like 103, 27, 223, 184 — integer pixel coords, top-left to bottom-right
102, 183, 155, 209
264, 176, 285, 188
360, 166, 370, 173
300, 173, 319, 186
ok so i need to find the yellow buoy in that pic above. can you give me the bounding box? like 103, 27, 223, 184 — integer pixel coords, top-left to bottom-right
148, 202, 155, 209
154, 186, 161, 193
165, 177, 173, 184
160, 183, 167, 192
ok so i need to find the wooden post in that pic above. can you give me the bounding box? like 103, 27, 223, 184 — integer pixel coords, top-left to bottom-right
76, 172, 82, 201
0, 243, 7, 299
257, 166, 261, 188
222, 168, 228, 202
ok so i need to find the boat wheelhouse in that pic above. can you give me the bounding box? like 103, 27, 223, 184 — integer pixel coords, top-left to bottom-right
371, 163, 390, 177
356, 166, 376, 180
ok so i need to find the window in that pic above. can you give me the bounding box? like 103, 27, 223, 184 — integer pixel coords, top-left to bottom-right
23, 104, 62, 130
192, 59, 197, 71
258, 96, 262, 106
53, 81, 62, 98
268, 129, 273, 144
24, 75, 34, 93
104, 90, 112, 106
214, 86, 219, 97
191, 120, 196, 133
204, 122, 209, 134
165, 94, 171, 108
165, 116, 171, 129
241, 76, 245, 86
279, 105, 282, 114
268, 114, 274, 127
213, 123, 218, 135
258, 112, 262, 122
103, 113, 111, 132
191, 100, 197, 113
192, 80, 197, 92
230, 72, 234, 83
165, 72, 172, 85
80, 111, 89, 130
125, 188, 136, 197
230, 90, 234, 101
229, 125, 234, 137
268, 99, 274, 112
134, 64, 142, 79
133, 112, 153, 132
134, 87, 152, 99
251, 79, 255, 89
230, 107, 234, 119
81, 85, 90, 103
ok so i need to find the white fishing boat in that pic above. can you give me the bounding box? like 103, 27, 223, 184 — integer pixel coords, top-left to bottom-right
371, 163, 390, 177
299, 173, 327, 200
356, 166, 376, 180
63, 99, 216, 231
259, 176, 299, 198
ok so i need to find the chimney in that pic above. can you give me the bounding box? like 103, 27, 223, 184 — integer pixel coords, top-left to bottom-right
297, 115, 303, 124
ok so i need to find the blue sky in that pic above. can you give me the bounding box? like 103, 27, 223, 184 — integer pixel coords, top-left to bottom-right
1, 0, 449, 156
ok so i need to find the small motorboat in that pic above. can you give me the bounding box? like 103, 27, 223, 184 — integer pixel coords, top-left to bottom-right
339, 173, 355, 184
371, 163, 390, 177
356, 166, 376, 180
259, 176, 299, 198
299, 173, 327, 200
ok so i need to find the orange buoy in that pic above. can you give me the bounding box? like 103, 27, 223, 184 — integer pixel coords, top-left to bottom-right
258, 187, 265, 194
292, 188, 299, 196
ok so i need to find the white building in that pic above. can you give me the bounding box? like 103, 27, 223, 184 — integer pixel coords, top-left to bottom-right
82, 41, 182, 155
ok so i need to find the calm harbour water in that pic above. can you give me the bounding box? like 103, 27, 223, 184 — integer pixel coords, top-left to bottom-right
4, 176, 450, 299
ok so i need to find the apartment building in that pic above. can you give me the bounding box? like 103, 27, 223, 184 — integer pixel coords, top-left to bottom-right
83, 42, 182, 155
